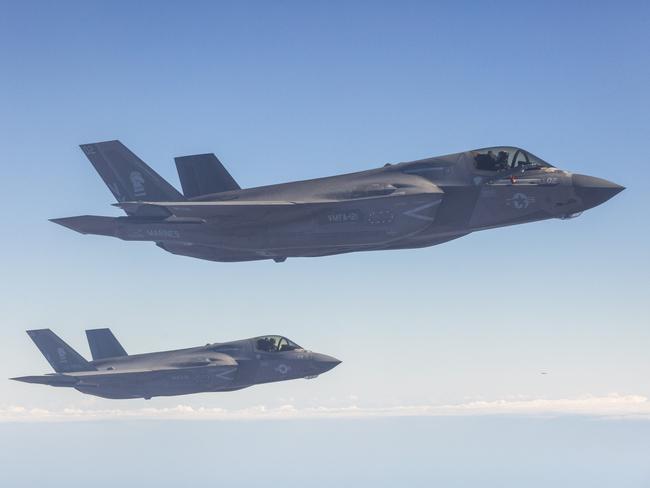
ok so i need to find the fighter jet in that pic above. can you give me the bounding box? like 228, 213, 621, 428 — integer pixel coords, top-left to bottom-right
52, 141, 624, 263
12, 329, 340, 399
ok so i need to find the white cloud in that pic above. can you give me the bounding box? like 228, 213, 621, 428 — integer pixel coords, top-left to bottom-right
1, 394, 650, 422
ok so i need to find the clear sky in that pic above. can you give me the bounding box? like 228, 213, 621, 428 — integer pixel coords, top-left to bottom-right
0, 1, 648, 485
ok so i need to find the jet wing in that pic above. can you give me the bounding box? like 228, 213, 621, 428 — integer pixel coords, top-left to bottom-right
114, 200, 328, 219
115, 189, 444, 221
71, 362, 237, 376
13, 362, 239, 392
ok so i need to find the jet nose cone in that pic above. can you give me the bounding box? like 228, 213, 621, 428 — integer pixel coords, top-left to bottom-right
311, 353, 342, 374
572, 174, 625, 210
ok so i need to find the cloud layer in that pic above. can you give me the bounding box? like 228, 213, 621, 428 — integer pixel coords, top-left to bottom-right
2, 394, 650, 422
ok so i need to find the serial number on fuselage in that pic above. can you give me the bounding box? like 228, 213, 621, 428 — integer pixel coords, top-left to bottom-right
319, 210, 363, 224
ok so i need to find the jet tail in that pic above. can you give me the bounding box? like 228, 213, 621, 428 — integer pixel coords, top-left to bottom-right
86, 328, 127, 360
175, 153, 240, 198
26, 329, 96, 373
79, 140, 185, 203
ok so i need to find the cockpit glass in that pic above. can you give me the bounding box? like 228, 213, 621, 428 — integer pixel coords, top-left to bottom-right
472, 147, 551, 172
255, 336, 302, 352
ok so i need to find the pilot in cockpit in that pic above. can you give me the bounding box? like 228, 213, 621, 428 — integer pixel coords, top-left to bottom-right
256, 337, 277, 352
495, 151, 509, 170
475, 150, 497, 170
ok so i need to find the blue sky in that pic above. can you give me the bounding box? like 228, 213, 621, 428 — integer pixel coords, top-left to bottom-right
0, 1, 648, 485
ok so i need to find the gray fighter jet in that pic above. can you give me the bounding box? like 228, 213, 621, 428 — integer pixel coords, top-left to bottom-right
12, 329, 340, 399
52, 141, 624, 263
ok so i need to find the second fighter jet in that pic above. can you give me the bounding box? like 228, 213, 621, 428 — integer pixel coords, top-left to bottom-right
12, 329, 340, 400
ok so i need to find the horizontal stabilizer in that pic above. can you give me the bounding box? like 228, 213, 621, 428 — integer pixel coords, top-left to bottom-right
86, 328, 127, 360
26, 329, 96, 373
175, 153, 240, 197
50, 216, 122, 236
11, 374, 79, 387
51, 214, 205, 243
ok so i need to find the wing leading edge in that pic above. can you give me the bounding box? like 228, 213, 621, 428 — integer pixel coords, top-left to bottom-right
114, 183, 444, 220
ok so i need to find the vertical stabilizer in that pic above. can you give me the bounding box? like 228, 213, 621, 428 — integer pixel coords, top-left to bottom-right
26, 329, 96, 373
175, 153, 240, 197
85, 328, 128, 360
80, 140, 185, 202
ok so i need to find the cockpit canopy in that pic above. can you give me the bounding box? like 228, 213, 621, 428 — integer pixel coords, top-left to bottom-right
472, 147, 551, 172
255, 335, 302, 353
